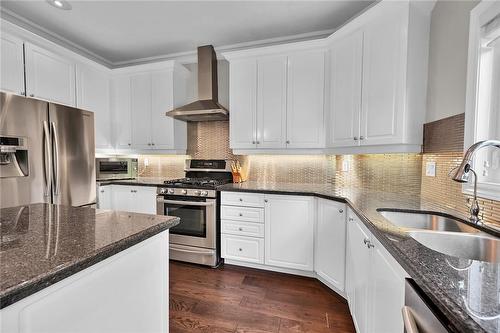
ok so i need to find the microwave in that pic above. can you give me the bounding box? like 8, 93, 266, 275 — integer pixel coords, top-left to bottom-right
96, 158, 138, 180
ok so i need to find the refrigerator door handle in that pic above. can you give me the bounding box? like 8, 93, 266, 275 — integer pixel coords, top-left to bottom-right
43, 121, 52, 197
50, 121, 60, 196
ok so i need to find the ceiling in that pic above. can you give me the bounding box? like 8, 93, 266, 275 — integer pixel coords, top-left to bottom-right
0, 1, 374, 67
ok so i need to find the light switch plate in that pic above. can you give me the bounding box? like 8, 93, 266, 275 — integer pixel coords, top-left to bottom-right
342, 159, 351, 172
425, 161, 436, 177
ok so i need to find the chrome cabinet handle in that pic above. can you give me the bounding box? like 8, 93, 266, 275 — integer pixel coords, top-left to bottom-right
50, 122, 60, 196
402, 306, 419, 333
20, 91, 25, 96
286, 140, 290, 144
348, 217, 354, 222
42, 121, 52, 197
238, 248, 243, 251
238, 227, 243, 231
128, 143, 131, 146
239, 198, 243, 202
354, 137, 359, 141
256, 141, 260, 144
252, 141, 256, 144
239, 213, 243, 216
359, 136, 365, 140
364, 238, 374, 248
339, 209, 344, 213
151, 143, 155, 146
29, 94, 35, 97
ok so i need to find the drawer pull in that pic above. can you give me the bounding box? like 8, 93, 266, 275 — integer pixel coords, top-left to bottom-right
239, 198, 243, 202
238, 248, 243, 251
238, 227, 243, 231
239, 213, 243, 216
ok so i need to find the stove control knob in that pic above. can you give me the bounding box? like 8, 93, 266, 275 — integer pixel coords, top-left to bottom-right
168, 189, 175, 194
193, 190, 201, 196
181, 189, 187, 195
201, 191, 208, 197
160, 188, 166, 194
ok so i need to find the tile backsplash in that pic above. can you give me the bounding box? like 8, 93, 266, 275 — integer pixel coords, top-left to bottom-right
137, 116, 499, 227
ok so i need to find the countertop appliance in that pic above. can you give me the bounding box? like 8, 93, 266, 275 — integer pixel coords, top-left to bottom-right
156, 159, 233, 267
96, 157, 138, 181
165, 45, 229, 122
0, 92, 96, 208
403, 279, 450, 333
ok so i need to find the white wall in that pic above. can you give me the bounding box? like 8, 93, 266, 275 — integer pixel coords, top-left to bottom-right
426, 0, 479, 123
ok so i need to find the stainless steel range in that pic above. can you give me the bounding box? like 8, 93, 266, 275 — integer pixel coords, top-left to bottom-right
156, 159, 233, 267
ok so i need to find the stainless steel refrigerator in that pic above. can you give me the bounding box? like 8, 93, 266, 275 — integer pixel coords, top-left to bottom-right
0, 92, 96, 208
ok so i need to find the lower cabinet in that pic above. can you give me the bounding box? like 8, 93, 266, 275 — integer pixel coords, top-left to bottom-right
265, 194, 315, 271
315, 198, 346, 293
97, 185, 157, 215
221, 234, 264, 264
346, 208, 408, 333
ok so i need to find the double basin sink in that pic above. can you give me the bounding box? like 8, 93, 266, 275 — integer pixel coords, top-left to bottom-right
378, 210, 500, 263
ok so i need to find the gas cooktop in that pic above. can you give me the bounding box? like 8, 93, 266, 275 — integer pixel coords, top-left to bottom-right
163, 177, 231, 189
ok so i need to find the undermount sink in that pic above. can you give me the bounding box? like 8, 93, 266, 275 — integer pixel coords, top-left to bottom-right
378, 210, 480, 233
408, 231, 500, 263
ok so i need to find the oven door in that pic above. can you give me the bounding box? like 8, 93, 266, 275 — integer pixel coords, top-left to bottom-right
156, 195, 216, 249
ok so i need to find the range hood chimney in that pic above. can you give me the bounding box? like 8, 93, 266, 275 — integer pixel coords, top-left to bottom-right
166, 45, 229, 122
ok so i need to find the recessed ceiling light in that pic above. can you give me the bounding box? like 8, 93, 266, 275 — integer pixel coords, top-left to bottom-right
46, 0, 72, 10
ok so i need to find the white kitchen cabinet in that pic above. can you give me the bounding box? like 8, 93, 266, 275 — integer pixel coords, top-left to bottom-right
346, 208, 407, 333
265, 194, 315, 271
286, 50, 325, 148
328, 30, 363, 148
221, 234, 264, 264
315, 198, 346, 293
346, 211, 371, 333
326, 1, 431, 152
111, 63, 188, 153
97, 185, 113, 210
229, 59, 257, 149
76, 64, 112, 150
360, 5, 406, 146
256, 55, 287, 148
0, 33, 25, 96
111, 75, 132, 149
24, 42, 76, 106
101, 185, 157, 215
130, 73, 152, 149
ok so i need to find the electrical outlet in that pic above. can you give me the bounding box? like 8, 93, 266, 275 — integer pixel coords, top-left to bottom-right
342, 159, 351, 172
144, 158, 149, 167
425, 161, 436, 177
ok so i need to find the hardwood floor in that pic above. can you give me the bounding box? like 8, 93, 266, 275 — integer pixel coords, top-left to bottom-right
169, 261, 356, 333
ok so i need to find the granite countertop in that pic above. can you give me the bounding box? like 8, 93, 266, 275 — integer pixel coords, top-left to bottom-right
0, 203, 179, 309
97, 177, 172, 187
218, 181, 500, 333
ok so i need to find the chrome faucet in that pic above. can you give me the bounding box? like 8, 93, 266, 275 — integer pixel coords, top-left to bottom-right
452, 140, 500, 224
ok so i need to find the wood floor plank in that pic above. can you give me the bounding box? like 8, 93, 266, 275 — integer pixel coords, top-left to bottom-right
169, 261, 355, 333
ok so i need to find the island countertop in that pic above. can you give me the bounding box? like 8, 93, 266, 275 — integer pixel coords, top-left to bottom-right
218, 181, 500, 333
0, 203, 179, 309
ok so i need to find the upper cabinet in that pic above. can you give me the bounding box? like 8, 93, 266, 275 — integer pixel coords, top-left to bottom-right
24, 42, 76, 107
225, 1, 432, 154
0, 33, 25, 96
111, 62, 189, 154
224, 42, 326, 153
327, 1, 432, 153
76, 63, 112, 150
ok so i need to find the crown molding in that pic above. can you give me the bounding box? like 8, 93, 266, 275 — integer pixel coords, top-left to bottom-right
0, 8, 112, 67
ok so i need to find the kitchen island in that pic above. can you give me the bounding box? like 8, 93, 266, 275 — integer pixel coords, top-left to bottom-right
0, 203, 179, 332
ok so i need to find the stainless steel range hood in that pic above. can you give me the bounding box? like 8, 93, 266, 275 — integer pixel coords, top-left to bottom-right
166, 45, 228, 122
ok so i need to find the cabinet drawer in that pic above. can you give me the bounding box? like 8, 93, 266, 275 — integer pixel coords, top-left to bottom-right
221, 205, 264, 223
221, 235, 264, 264
221, 220, 265, 237
221, 191, 265, 207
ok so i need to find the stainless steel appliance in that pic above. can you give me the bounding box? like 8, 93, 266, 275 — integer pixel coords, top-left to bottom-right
165, 45, 229, 122
402, 279, 450, 333
0, 92, 96, 208
156, 159, 233, 267
96, 157, 138, 180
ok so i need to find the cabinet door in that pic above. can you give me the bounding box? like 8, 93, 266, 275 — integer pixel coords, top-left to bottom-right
97, 185, 113, 210
229, 59, 257, 149
286, 50, 325, 148
328, 30, 363, 147
133, 186, 157, 214
346, 212, 371, 333
111, 76, 132, 149
369, 237, 406, 333
256, 55, 287, 148
151, 70, 174, 149
112, 185, 133, 212
265, 194, 314, 271
76, 64, 111, 149
0, 33, 25, 96
24, 43, 76, 106
130, 73, 152, 149
360, 6, 406, 146
315, 199, 346, 292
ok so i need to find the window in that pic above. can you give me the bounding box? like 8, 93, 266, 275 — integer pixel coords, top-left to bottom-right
465, 1, 500, 200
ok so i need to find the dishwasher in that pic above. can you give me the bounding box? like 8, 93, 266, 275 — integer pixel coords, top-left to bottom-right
402, 279, 451, 333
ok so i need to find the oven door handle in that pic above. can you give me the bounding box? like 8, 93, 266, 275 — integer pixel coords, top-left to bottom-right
157, 198, 215, 207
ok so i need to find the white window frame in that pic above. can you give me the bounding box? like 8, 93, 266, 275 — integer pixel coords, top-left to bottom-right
464, 0, 500, 201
